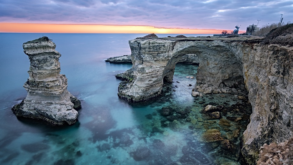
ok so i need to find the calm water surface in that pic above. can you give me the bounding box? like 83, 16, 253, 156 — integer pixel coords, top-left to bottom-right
0, 33, 249, 165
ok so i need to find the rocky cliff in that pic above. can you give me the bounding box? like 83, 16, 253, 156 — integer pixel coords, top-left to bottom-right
12, 37, 81, 126
117, 28, 293, 164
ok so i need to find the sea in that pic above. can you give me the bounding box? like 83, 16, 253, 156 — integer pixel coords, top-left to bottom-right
0, 33, 250, 165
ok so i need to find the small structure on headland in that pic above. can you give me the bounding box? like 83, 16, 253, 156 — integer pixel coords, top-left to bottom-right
246, 24, 259, 35
232, 26, 240, 34
12, 36, 81, 125
214, 25, 242, 36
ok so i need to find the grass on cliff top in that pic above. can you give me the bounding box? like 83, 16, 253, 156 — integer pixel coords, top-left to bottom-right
261, 23, 293, 46
25, 36, 51, 44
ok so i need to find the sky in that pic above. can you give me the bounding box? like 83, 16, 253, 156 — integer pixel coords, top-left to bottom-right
0, 0, 292, 33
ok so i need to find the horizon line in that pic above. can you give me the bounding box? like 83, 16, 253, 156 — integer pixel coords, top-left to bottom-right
0, 23, 245, 34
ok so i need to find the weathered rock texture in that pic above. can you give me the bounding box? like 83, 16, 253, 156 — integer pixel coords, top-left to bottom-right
106, 54, 199, 64
136, 33, 158, 39
105, 55, 132, 63
117, 27, 293, 164
118, 37, 254, 102
105, 54, 199, 64
257, 137, 293, 165
12, 37, 81, 125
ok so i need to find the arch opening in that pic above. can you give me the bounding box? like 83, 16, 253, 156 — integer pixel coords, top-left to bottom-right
162, 44, 247, 96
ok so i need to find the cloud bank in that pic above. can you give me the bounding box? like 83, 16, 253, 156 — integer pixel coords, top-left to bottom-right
0, 0, 292, 30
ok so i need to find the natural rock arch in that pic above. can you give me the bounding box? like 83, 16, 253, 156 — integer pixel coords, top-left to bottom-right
163, 42, 246, 95
118, 39, 248, 102
117, 35, 293, 164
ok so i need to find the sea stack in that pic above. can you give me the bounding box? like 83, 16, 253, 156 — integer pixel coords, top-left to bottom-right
12, 36, 81, 125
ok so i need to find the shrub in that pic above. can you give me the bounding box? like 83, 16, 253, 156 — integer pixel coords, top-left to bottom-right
253, 22, 285, 36
261, 23, 293, 46
222, 30, 228, 35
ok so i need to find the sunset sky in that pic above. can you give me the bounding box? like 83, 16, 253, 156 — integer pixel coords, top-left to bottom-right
0, 0, 292, 34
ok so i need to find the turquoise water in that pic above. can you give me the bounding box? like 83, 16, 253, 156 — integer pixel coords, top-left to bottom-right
0, 33, 250, 165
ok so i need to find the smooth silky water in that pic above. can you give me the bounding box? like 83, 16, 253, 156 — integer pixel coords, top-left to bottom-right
0, 34, 250, 165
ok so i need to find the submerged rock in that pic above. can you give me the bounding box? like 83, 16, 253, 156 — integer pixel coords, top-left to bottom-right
132, 146, 151, 161
219, 119, 231, 127
53, 159, 75, 165
11, 36, 81, 125
180, 150, 210, 164
159, 108, 172, 116
76, 151, 82, 157
98, 143, 111, 152
152, 139, 165, 149
204, 105, 218, 112
208, 111, 221, 119
202, 129, 224, 142
119, 133, 133, 146
21, 143, 49, 153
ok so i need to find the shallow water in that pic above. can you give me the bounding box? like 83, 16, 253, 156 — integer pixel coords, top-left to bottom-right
0, 33, 250, 165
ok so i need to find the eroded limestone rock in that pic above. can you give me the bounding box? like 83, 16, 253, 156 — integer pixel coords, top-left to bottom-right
204, 105, 218, 113
12, 36, 81, 125
257, 137, 293, 165
118, 36, 252, 102
117, 30, 293, 164
191, 91, 200, 97
105, 55, 132, 63
107, 53, 199, 64
137, 33, 158, 39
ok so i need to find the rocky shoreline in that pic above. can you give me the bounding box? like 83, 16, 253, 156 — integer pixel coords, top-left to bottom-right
115, 25, 293, 164
155, 94, 252, 164
12, 37, 81, 126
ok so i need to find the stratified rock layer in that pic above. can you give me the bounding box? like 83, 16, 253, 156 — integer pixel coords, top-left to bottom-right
107, 54, 199, 64
117, 26, 293, 164
12, 37, 81, 125
118, 37, 253, 102
105, 55, 132, 63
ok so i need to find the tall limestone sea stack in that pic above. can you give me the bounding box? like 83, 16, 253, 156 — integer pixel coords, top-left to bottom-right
12, 37, 81, 125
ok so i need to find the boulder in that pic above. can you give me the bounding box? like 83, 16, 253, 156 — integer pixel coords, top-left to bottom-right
204, 105, 218, 112
238, 95, 247, 101
209, 111, 221, 119
192, 91, 200, 97
160, 108, 171, 116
